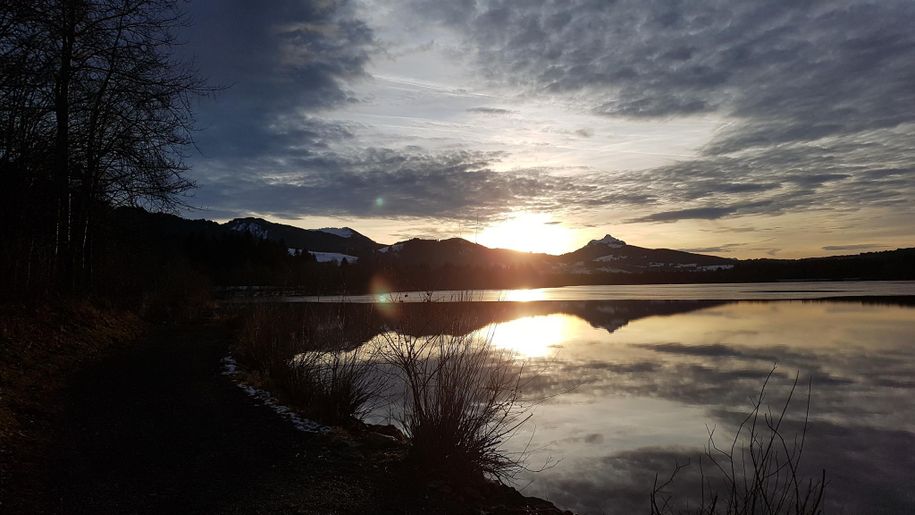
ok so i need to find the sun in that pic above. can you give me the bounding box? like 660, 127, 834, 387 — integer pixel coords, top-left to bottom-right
476, 212, 574, 254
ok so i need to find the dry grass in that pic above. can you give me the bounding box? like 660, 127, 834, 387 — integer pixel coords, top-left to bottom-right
379, 326, 532, 484
651, 368, 826, 515
233, 304, 383, 425
235, 303, 537, 483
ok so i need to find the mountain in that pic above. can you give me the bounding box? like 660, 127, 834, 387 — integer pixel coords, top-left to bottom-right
109, 208, 914, 290
374, 237, 547, 268
370, 232, 736, 273
224, 217, 381, 257
558, 234, 735, 274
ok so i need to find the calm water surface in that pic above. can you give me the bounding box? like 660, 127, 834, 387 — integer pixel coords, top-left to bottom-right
293, 282, 915, 514
470, 300, 915, 514
293, 280, 915, 302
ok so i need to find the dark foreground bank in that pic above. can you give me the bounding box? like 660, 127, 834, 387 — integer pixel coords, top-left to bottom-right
0, 308, 567, 514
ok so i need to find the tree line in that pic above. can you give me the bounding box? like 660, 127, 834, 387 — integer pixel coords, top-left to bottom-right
1, 0, 203, 297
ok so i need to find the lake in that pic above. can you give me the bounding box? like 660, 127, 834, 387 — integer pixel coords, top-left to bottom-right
478, 299, 915, 514
289, 281, 915, 514
288, 280, 915, 303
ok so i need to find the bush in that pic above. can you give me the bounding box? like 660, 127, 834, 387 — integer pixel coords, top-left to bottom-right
650, 368, 826, 515
380, 328, 531, 483
234, 304, 382, 426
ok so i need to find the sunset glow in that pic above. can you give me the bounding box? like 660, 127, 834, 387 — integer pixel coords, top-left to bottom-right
476, 213, 575, 255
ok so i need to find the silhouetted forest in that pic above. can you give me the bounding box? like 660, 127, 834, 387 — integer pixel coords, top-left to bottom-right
0, 0, 202, 299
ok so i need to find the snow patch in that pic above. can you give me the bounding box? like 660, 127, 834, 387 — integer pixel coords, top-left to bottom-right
319, 227, 353, 238
589, 234, 626, 248
594, 254, 626, 262
378, 243, 404, 254
309, 251, 358, 264
221, 355, 238, 375
221, 356, 329, 434
699, 264, 734, 271
229, 220, 268, 239
597, 267, 630, 273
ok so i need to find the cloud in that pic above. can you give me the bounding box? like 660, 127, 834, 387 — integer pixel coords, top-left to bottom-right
822, 244, 886, 251
425, 0, 915, 150
617, 125, 915, 223
681, 243, 746, 254
387, 0, 915, 225
465, 107, 516, 115
629, 205, 750, 223
180, 0, 915, 235
193, 147, 605, 220
181, 0, 375, 161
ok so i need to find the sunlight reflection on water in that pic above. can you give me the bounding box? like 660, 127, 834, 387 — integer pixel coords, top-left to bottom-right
481, 313, 570, 358
469, 301, 915, 515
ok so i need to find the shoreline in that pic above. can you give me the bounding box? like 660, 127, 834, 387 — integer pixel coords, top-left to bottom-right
0, 305, 570, 514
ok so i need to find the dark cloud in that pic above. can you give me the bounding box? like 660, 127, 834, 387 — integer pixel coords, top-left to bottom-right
617, 127, 915, 222
629, 205, 748, 223
430, 0, 915, 150
466, 107, 516, 115
626, 200, 784, 223
681, 243, 745, 254
182, 0, 374, 162
193, 147, 601, 220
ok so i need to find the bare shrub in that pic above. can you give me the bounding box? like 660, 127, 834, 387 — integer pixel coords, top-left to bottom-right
651, 368, 827, 515
281, 348, 382, 424
379, 327, 531, 483
234, 304, 383, 425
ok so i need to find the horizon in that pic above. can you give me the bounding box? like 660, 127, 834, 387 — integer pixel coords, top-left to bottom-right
179, 1, 913, 258
205, 212, 910, 259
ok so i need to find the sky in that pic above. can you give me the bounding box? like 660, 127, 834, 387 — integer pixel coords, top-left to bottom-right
178, 0, 915, 257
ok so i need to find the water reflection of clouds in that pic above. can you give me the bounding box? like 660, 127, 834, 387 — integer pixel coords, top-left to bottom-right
482, 301, 915, 514
525, 420, 915, 515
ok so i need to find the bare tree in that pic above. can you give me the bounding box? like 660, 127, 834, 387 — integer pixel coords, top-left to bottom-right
0, 0, 205, 294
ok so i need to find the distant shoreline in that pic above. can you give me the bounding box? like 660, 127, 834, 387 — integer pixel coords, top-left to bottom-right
218, 279, 915, 304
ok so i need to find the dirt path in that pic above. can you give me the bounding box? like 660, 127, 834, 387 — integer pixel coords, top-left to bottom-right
5, 320, 566, 514
33, 323, 388, 514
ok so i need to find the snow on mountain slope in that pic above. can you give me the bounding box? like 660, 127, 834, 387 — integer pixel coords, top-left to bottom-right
589, 234, 627, 248
228, 220, 268, 239
308, 251, 358, 264
377, 243, 404, 254
318, 227, 353, 238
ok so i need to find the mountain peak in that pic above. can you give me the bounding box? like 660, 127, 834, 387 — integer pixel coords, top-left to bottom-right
589, 234, 627, 248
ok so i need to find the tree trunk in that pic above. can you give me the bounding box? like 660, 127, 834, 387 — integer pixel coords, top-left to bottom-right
53, 0, 75, 293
